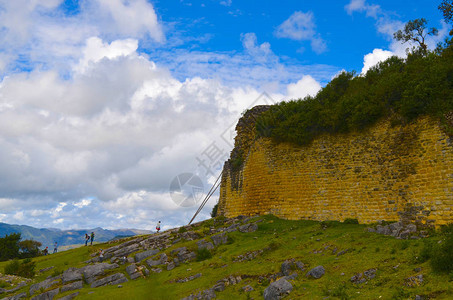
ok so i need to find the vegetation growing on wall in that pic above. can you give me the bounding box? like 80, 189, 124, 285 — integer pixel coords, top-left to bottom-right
256, 43, 453, 146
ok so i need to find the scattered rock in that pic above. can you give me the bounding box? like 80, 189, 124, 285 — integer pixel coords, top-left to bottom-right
90, 273, 128, 288
134, 249, 160, 263
1, 292, 27, 300
58, 292, 79, 300
238, 223, 258, 233
263, 278, 293, 300
38, 266, 54, 274
306, 266, 325, 279
242, 285, 254, 292
336, 249, 350, 256
233, 249, 264, 262
197, 239, 214, 250
280, 259, 303, 276
146, 253, 167, 267
211, 233, 228, 246
167, 262, 175, 271
30, 288, 59, 300
83, 263, 119, 284
62, 268, 82, 284
60, 281, 83, 293
405, 274, 424, 287
175, 273, 202, 283
29, 278, 60, 295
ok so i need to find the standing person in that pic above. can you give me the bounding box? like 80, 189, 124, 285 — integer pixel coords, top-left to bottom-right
156, 221, 161, 233
99, 249, 104, 262
90, 232, 95, 245
85, 233, 89, 246
53, 242, 58, 253
43, 247, 48, 256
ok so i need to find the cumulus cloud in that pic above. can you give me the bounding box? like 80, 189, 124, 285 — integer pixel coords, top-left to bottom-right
285, 75, 321, 100
90, 0, 164, 42
0, 34, 300, 229
0, 0, 164, 75
361, 48, 393, 74
275, 11, 327, 54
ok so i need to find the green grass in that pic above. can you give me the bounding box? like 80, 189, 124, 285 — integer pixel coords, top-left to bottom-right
1, 216, 452, 299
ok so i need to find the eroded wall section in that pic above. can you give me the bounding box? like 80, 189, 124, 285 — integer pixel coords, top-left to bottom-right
219, 113, 453, 226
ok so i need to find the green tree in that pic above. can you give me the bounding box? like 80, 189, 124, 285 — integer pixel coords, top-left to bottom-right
393, 18, 438, 54
439, 0, 453, 24
439, 0, 453, 38
18, 239, 42, 258
0, 233, 21, 261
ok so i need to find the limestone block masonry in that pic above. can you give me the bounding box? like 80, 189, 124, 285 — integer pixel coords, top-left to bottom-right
218, 106, 453, 227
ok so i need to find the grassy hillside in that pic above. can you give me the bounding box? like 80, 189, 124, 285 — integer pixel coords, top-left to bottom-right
1, 215, 452, 299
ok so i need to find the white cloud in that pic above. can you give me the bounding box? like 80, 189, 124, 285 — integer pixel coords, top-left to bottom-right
220, 0, 232, 6
275, 11, 327, 54
345, 0, 381, 18
0, 0, 164, 76
75, 37, 139, 73
241, 33, 273, 62
361, 48, 393, 74
74, 198, 92, 208
92, 0, 164, 42
286, 75, 321, 100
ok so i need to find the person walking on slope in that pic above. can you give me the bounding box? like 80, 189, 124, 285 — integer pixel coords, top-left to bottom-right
53, 242, 58, 253
90, 232, 95, 245
43, 247, 48, 255
156, 221, 161, 233
85, 233, 90, 246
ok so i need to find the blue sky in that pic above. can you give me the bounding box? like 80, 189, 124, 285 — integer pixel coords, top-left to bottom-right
0, 0, 449, 232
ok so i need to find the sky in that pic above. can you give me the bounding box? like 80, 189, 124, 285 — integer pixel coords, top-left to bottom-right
0, 0, 448, 231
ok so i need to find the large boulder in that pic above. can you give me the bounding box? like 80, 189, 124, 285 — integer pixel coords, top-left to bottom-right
263, 278, 293, 300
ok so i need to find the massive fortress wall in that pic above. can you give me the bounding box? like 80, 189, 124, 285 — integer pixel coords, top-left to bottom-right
218, 106, 453, 227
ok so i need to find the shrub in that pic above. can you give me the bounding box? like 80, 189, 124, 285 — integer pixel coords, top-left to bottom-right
17, 258, 36, 278
268, 241, 281, 251
4, 259, 20, 275
4, 258, 36, 278
430, 233, 453, 273
196, 248, 212, 261
255, 48, 453, 147
178, 227, 187, 233
211, 204, 218, 218
417, 239, 434, 263
343, 218, 359, 224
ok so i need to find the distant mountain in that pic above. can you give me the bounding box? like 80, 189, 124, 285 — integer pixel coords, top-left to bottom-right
0, 222, 152, 249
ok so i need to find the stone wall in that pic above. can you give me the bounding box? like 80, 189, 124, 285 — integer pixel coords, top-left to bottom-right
218, 108, 453, 227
